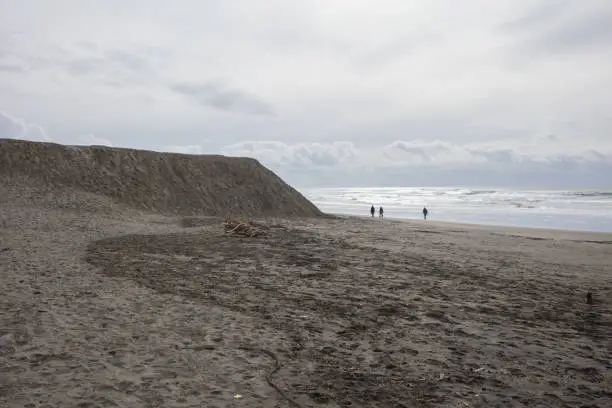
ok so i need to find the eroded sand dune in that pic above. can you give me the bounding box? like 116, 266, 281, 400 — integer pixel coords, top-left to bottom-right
0, 138, 321, 217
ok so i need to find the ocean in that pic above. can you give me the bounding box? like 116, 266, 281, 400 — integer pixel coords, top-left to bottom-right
301, 187, 612, 233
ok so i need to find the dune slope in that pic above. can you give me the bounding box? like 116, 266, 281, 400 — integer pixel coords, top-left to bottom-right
0, 138, 322, 217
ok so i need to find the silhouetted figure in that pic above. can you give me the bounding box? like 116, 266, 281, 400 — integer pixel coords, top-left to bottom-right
379, 206, 384, 219
423, 207, 428, 220
586, 291, 593, 305
370, 205, 375, 217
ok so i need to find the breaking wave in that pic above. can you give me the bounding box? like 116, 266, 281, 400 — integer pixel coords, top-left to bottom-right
301, 186, 612, 232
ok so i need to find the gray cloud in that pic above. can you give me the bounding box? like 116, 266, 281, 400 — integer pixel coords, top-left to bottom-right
501, 1, 567, 32
104, 50, 149, 72
0, 110, 51, 142
351, 32, 442, 71
468, 148, 518, 165
222, 141, 358, 168
64, 57, 100, 76
388, 140, 456, 162
0, 41, 153, 87
159, 145, 205, 155
534, 12, 612, 54
170, 82, 275, 116
76, 41, 99, 51
503, 2, 612, 55
78, 134, 113, 147
0, 63, 26, 72
59, 48, 153, 82
221, 138, 612, 187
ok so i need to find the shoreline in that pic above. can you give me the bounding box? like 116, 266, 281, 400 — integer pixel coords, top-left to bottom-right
304, 185, 612, 234
328, 212, 612, 240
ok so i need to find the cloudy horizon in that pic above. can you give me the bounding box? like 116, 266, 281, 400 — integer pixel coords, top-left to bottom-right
1, 0, 611, 188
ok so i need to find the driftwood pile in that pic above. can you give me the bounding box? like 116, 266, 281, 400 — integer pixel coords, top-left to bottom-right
223, 219, 269, 237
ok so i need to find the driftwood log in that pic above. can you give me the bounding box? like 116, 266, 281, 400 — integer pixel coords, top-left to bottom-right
223, 219, 269, 237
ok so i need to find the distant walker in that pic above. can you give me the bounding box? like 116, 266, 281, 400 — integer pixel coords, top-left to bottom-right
423, 207, 428, 220
370, 205, 375, 217
379, 206, 384, 219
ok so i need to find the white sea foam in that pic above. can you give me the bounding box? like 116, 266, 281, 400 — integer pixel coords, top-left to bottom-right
301, 187, 612, 232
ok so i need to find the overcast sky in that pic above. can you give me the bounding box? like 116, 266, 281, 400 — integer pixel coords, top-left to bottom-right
1, 0, 611, 188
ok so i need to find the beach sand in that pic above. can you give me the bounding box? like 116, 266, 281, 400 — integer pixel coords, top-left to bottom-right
1, 188, 611, 407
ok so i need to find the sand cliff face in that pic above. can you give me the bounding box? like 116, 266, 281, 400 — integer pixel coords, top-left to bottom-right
0, 138, 322, 217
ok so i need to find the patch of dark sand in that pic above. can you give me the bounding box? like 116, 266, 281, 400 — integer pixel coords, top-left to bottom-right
84, 221, 612, 407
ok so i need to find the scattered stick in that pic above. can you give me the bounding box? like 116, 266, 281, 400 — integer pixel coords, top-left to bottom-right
223, 219, 269, 237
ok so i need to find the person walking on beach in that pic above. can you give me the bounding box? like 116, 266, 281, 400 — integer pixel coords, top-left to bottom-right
422, 207, 428, 220
379, 206, 384, 219
370, 205, 375, 217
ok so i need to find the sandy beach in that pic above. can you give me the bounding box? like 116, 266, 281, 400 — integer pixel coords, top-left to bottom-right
1, 182, 611, 408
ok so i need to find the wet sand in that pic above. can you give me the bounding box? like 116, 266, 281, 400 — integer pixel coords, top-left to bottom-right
1, 198, 611, 407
